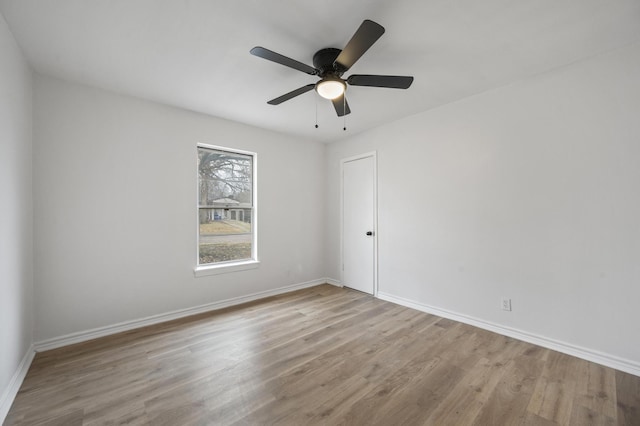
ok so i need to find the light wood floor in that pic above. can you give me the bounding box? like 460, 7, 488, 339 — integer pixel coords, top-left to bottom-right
5, 284, 640, 425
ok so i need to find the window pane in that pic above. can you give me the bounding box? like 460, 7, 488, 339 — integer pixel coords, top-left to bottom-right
198, 149, 252, 205
198, 147, 254, 265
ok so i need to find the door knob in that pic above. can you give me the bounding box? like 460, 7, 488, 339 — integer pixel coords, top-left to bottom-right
366, 231, 374, 236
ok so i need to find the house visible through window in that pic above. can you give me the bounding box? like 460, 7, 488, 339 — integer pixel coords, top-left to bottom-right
198, 145, 256, 266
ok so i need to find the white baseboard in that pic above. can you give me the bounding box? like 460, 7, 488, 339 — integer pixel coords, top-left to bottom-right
0, 345, 35, 424
377, 291, 640, 378
325, 278, 343, 287
34, 278, 329, 352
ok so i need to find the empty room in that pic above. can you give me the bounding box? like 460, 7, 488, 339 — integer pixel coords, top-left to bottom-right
1, 1, 639, 425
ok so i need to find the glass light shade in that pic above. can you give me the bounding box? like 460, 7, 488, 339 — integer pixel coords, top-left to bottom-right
316, 79, 346, 100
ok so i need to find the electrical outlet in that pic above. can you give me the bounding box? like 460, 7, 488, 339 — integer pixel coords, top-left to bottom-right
501, 298, 512, 311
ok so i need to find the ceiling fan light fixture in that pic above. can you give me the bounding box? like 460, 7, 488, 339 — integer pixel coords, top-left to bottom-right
316, 79, 346, 100
251, 20, 413, 119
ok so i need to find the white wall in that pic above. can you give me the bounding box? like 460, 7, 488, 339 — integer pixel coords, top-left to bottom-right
33, 75, 325, 341
0, 12, 33, 414
326, 42, 640, 369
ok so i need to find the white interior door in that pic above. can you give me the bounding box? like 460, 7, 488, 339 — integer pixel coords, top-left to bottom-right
342, 154, 376, 294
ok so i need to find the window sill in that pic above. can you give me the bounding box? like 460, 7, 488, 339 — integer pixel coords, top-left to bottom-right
194, 260, 260, 277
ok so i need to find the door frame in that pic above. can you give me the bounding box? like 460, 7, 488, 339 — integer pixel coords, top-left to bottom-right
340, 151, 378, 296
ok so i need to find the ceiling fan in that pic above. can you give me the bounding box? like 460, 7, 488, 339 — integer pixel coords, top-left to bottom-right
250, 19, 414, 117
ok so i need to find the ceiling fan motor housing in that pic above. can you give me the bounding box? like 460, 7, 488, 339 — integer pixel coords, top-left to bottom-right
313, 48, 344, 77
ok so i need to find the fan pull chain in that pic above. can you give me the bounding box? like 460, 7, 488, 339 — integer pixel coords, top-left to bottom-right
343, 95, 347, 131
315, 95, 319, 129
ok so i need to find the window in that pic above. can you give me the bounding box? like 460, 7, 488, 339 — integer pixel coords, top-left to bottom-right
197, 144, 257, 273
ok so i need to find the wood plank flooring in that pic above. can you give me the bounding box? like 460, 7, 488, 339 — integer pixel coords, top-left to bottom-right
5, 284, 640, 425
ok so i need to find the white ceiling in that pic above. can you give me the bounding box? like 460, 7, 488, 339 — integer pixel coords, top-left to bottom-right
2, 0, 639, 143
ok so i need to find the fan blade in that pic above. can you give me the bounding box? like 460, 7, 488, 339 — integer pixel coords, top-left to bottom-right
331, 94, 351, 117
347, 74, 414, 89
250, 47, 317, 75
334, 20, 385, 71
267, 84, 315, 105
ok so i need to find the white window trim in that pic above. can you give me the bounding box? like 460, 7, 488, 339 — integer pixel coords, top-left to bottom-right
195, 260, 260, 277
194, 143, 258, 277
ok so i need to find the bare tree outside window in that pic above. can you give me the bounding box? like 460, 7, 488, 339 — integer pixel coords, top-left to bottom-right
198, 146, 255, 265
